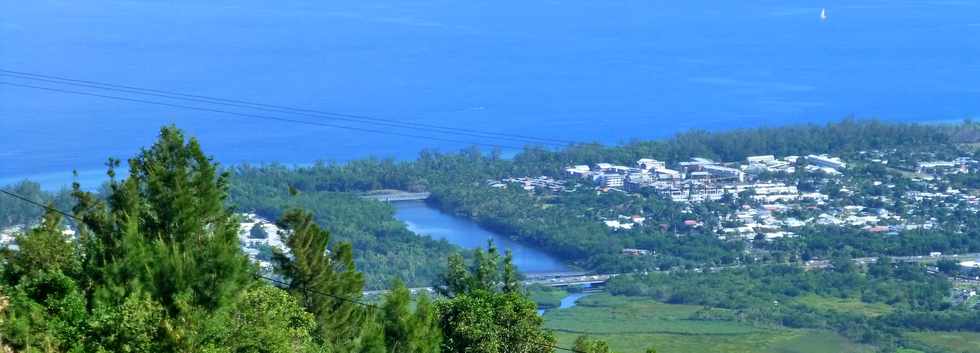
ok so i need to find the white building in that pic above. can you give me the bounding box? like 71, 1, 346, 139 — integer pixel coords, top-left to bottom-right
655, 168, 683, 180
806, 154, 847, 170
637, 158, 666, 171
746, 155, 776, 164
596, 173, 625, 188
703, 165, 746, 182
565, 165, 591, 177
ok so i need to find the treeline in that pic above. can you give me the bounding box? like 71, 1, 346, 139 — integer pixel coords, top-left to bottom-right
0, 127, 631, 353
508, 118, 957, 176
607, 260, 950, 311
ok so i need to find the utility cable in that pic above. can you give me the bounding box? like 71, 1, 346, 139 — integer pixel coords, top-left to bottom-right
0, 69, 575, 147
0, 81, 526, 150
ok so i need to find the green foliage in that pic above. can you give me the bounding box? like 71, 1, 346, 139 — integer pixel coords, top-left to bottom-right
573, 336, 613, 353
936, 259, 959, 275
72, 126, 253, 318
85, 292, 165, 353
436, 290, 555, 353
1, 126, 334, 353
438, 241, 520, 297
213, 286, 321, 353
435, 242, 555, 353
379, 281, 441, 353
274, 209, 366, 347
2, 210, 80, 285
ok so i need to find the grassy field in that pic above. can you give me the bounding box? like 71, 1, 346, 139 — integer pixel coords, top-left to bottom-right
543, 294, 873, 353
793, 295, 893, 317
906, 331, 980, 353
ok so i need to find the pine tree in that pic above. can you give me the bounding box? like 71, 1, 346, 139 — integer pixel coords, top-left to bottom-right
435, 242, 554, 353
573, 336, 612, 353
67, 126, 254, 350
380, 281, 441, 353
274, 209, 365, 349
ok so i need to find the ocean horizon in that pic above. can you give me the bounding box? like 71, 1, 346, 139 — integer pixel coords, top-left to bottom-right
3, 0, 978, 190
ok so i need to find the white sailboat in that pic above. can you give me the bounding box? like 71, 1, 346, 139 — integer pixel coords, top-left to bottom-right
820, 8, 828, 21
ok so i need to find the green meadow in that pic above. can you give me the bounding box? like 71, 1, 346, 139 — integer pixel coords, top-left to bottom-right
793, 294, 893, 317
543, 294, 873, 353
905, 331, 980, 353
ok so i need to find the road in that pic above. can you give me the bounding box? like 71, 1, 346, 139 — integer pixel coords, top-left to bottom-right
360, 191, 431, 202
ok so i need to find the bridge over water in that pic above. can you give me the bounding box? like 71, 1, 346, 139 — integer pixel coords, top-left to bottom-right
362, 272, 620, 296
361, 191, 431, 202
524, 273, 620, 288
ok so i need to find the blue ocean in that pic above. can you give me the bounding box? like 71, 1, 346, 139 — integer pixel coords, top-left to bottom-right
2, 0, 978, 189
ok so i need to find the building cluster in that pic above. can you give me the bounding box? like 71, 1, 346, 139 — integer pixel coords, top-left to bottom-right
718, 203, 920, 241
238, 213, 288, 271
916, 157, 979, 178
492, 148, 979, 242
490, 176, 569, 192
602, 214, 647, 231
717, 150, 980, 241
564, 155, 846, 203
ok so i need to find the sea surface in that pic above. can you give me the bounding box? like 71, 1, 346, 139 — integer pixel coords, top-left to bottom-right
393, 200, 569, 274
2, 0, 979, 189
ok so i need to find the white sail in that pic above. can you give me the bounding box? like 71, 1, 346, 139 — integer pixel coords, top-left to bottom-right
820, 8, 828, 21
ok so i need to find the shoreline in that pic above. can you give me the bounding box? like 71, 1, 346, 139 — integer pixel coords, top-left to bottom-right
4, 118, 972, 191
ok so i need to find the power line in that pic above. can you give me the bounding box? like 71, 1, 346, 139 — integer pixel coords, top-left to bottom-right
0, 69, 575, 147
0, 189, 75, 220
254, 273, 379, 309
0, 81, 526, 150
0, 189, 588, 353
0, 72, 564, 147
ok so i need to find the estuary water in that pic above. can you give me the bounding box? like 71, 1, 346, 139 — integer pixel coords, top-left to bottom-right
393, 200, 569, 274
2, 0, 979, 189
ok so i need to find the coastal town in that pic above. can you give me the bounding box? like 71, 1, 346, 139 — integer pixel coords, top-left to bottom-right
492, 150, 980, 244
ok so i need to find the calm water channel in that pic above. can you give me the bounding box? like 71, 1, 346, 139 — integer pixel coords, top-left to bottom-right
393, 200, 569, 274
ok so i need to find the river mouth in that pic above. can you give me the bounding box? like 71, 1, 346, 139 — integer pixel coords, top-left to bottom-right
392, 200, 570, 274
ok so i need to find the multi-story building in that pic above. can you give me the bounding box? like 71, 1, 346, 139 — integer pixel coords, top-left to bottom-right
806, 154, 847, 170
703, 165, 746, 182
625, 173, 655, 192
597, 173, 625, 188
